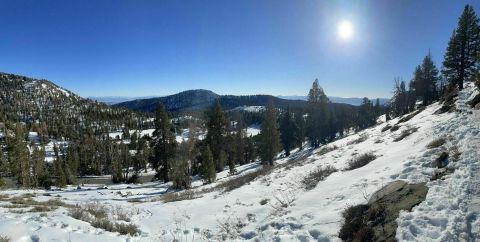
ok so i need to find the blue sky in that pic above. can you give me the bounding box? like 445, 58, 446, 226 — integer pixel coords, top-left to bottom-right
1, 0, 479, 98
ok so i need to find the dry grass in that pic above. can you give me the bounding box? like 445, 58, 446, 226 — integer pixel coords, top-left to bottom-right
316, 145, 338, 156
450, 146, 461, 161
0, 234, 10, 242
68, 203, 140, 236
159, 167, 272, 203
347, 134, 368, 145
302, 165, 338, 190
159, 189, 201, 203
0, 194, 73, 213
393, 127, 418, 142
345, 153, 377, 171
426, 137, 446, 149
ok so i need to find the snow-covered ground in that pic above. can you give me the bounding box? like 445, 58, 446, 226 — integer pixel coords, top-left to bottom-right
0, 83, 479, 241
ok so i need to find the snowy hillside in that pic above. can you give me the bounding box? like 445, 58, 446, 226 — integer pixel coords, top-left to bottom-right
0, 83, 479, 241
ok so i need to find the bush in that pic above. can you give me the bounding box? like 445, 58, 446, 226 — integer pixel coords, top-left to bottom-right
84, 202, 108, 219
435, 152, 449, 168
426, 137, 446, 149
381, 125, 392, 132
259, 198, 270, 205
347, 134, 368, 145
390, 125, 400, 132
302, 165, 337, 190
316, 145, 338, 156
114, 222, 140, 236
345, 153, 377, 171
338, 205, 373, 242
0, 234, 10, 242
393, 127, 418, 142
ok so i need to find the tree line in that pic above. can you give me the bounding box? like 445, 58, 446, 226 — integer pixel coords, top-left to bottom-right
389, 4, 480, 118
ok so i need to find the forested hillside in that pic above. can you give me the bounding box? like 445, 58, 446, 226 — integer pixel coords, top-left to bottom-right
0, 73, 152, 139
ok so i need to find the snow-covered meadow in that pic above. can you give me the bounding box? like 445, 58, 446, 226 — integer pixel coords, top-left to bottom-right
0, 83, 479, 241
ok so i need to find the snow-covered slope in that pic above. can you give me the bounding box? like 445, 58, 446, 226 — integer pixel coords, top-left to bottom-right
0, 83, 479, 241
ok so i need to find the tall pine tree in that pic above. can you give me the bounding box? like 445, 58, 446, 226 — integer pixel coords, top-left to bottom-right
205, 101, 228, 172
442, 5, 480, 90
151, 104, 177, 182
258, 102, 281, 166
306, 79, 331, 147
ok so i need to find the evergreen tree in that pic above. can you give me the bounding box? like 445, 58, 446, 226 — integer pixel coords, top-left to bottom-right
294, 112, 306, 149
391, 79, 409, 117
357, 98, 376, 129
442, 5, 480, 90
170, 143, 192, 189
258, 102, 281, 166
53, 144, 67, 187
279, 110, 299, 156
412, 52, 440, 106
199, 145, 216, 183
151, 104, 177, 182
205, 101, 228, 172
7, 124, 31, 186
306, 79, 331, 147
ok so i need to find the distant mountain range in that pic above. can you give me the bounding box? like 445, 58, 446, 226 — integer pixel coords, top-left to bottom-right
113, 89, 310, 113
111, 89, 388, 114
278, 96, 390, 106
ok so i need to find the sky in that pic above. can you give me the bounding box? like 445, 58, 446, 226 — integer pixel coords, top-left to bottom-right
1, 0, 479, 99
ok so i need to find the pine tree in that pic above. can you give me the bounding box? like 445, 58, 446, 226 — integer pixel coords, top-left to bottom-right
391, 79, 409, 117
294, 112, 306, 149
279, 110, 299, 156
306, 79, 331, 147
7, 124, 31, 186
358, 98, 376, 129
205, 101, 228, 172
151, 104, 177, 182
258, 102, 281, 166
442, 5, 480, 90
170, 143, 192, 189
53, 144, 67, 187
412, 52, 440, 106
199, 145, 216, 183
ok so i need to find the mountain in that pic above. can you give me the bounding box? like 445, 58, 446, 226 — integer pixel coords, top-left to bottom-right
279, 95, 390, 106
114, 90, 355, 113
88, 96, 159, 105
0, 72, 150, 138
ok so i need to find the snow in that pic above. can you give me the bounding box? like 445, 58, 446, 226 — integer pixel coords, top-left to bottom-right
246, 124, 261, 137
233, 105, 265, 112
0, 83, 479, 241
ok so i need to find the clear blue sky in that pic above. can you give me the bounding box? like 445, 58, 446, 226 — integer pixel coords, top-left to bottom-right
1, 0, 479, 98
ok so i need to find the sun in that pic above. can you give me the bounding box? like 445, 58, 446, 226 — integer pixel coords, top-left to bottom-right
338, 20, 353, 40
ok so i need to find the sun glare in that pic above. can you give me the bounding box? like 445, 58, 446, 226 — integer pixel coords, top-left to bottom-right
338, 20, 353, 40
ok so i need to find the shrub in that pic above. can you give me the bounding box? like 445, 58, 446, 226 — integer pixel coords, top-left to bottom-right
426, 137, 446, 149
338, 204, 373, 242
316, 145, 338, 156
84, 202, 108, 219
435, 152, 449, 168
114, 222, 140, 236
0, 234, 10, 242
397, 108, 423, 123
68, 206, 91, 221
381, 125, 392, 132
390, 125, 400, 132
393, 127, 418, 142
347, 134, 368, 145
302, 165, 338, 190
217, 167, 271, 193
259, 198, 270, 205
345, 153, 377, 171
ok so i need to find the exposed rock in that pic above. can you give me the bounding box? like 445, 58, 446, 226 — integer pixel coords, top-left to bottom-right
339, 181, 428, 242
